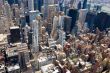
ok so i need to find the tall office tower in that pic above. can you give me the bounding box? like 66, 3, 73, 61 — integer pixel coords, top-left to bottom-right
59, 13, 65, 29
51, 15, 59, 40
72, 0, 80, 9
32, 16, 41, 52
0, 0, 3, 15
25, 15, 30, 24
63, 0, 71, 14
82, 0, 87, 9
12, 4, 20, 25
20, 0, 29, 24
49, 4, 59, 17
24, 24, 30, 43
37, 0, 43, 11
70, 0, 74, 7
0, 17, 10, 34
58, 29, 66, 48
28, 0, 34, 11
54, 0, 59, 4
48, 0, 54, 5
28, 0, 39, 23
78, 9, 88, 30
44, 0, 49, 19
32, 20, 39, 52
77, 1, 82, 10
42, 4, 58, 21
4, 1, 12, 21
8, 0, 19, 5
94, 12, 110, 31
58, 0, 64, 11
19, 52, 27, 71
22, 0, 28, 12
85, 11, 96, 31
29, 10, 39, 23
12, 4, 19, 18
10, 26, 21, 43
28, 29, 32, 49
1, 1, 12, 33
19, 0, 25, 14
20, 15, 26, 27
67, 9, 79, 33
63, 16, 72, 34
34, 0, 38, 10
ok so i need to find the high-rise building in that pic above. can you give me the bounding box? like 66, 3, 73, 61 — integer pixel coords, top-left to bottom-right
0, 0, 3, 7
83, 0, 87, 9
67, 9, 79, 33
0, 1, 13, 34
77, 1, 82, 9
72, 0, 80, 9
0, 0, 4, 15
8, 0, 19, 5
63, 16, 72, 33
4, 1, 12, 20
43, 0, 49, 19
19, 52, 27, 71
58, 29, 66, 48
27, 0, 40, 23
28, 0, 34, 11
0, 15, 11, 34
85, 11, 96, 31
34, 0, 38, 10
34, 0, 43, 11
32, 20, 39, 52
29, 10, 39, 23
20, 15, 26, 27
59, 14, 65, 29
78, 9, 88, 30
48, 0, 54, 5
12, 4, 20, 25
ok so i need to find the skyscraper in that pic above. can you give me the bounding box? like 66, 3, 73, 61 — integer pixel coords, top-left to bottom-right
29, 10, 39, 23
82, 0, 87, 9
44, 0, 49, 19
32, 20, 39, 52
0, 0, 4, 15
36, 0, 43, 11
28, 0, 34, 11
85, 11, 96, 31
34, 0, 38, 10
63, 16, 72, 33
0, 0, 3, 7
78, 9, 88, 30
20, 15, 26, 27
67, 9, 79, 33
4, 1, 12, 20
8, 0, 19, 5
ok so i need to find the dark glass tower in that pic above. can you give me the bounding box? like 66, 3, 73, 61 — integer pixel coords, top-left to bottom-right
82, 0, 87, 9
8, 0, 19, 5
78, 1, 82, 10
67, 9, 79, 33
34, 0, 43, 11
85, 12, 96, 31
